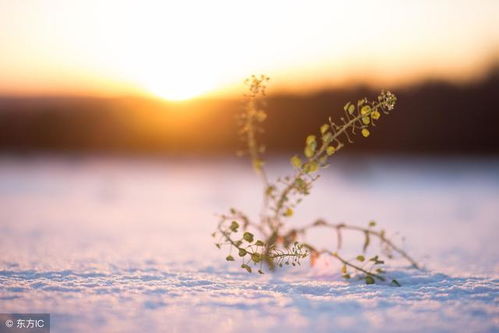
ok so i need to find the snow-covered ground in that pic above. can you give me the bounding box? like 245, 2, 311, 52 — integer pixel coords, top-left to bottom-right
0, 155, 498, 332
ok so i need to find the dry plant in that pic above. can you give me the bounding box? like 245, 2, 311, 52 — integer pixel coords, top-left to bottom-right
212, 75, 418, 285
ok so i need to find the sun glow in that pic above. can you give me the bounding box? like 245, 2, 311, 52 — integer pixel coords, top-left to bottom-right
95, 0, 238, 101
145, 82, 209, 101
140, 72, 216, 101
0, 0, 498, 97
129, 51, 222, 100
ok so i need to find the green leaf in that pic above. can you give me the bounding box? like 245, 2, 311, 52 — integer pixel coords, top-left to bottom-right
391, 279, 401, 287
290, 155, 302, 168
243, 232, 254, 243
251, 253, 261, 263
230, 221, 239, 232
226, 255, 235, 261
348, 104, 355, 114
238, 248, 247, 257
341, 264, 347, 274
356, 255, 365, 262
369, 255, 384, 265
365, 276, 375, 284
342, 273, 351, 279
368, 221, 376, 227
241, 264, 252, 273
255, 240, 265, 246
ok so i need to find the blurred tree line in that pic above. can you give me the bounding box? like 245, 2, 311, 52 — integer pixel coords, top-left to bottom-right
1, 68, 498, 155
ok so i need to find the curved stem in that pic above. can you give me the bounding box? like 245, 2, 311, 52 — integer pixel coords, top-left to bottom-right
301, 242, 385, 280
322, 250, 386, 281
296, 220, 419, 269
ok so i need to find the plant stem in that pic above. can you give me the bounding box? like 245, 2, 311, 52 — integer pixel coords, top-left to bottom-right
321, 250, 386, 281
272, 102, 383, 220
297, 220, 419, 268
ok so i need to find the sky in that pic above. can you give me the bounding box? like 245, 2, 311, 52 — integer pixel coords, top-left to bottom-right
0, 0, 498, 100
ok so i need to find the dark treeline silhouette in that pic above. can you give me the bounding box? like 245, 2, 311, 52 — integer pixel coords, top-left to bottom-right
1, 68, 498, 155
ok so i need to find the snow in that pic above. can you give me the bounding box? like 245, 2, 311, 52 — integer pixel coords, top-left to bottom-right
0, 155, 498, 332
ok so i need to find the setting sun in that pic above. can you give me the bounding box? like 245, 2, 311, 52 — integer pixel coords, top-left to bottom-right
140, 71, 216, 101
95, 1, 226, 101
145, 82, 209, 101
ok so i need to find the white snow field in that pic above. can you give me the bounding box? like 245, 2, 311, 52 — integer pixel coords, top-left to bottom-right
0, 155, 498, 333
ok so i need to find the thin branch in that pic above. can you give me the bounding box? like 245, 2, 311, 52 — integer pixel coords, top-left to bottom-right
321, 250, 386, 281
272, 100, 386, 219
295, 220, 419, 268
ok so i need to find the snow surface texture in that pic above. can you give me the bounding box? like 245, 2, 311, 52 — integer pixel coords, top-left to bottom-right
0, 156, 498, 333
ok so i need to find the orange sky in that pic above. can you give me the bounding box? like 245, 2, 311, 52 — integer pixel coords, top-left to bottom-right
0, 0, 498, 100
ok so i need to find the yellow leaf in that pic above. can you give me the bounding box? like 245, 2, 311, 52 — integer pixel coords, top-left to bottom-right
284, 208, 293, 217
361, 105, 371, 116
326, 146, 336, 156
361, 128, 370, 137
362, 117, 370, 125
320, 124, 329, 134
290, 155, 302, 168
303, 161, 319, 173
306, 135, 316, 145
304, 146, 314, 158
322, 132, 332, 143
371, 110, 381, 120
